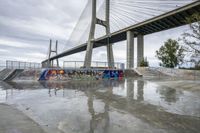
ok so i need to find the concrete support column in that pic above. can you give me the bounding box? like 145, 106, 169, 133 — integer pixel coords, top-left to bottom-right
51, 60, 53, 68
106, 0, 114, 68
107, 44, 114, 68
127, 31, 134, 69
42, 62, 47, 68
55, 40, 59, 67
137, 35, 144, 67
48, 39, 52, 68
84, 0, 96, 68
84, 41, 94, 68
45, 62, 47, 68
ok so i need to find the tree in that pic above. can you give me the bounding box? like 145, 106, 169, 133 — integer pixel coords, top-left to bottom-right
140, 57, 149, 67
156, 39, 185, 68
180, 13, 200, 68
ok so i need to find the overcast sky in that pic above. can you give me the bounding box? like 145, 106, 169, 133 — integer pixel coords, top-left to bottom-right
0, 0, 192, 67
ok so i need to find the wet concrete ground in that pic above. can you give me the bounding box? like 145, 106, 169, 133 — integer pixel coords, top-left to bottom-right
0, 78, 200, 133
0, 103, 46, 133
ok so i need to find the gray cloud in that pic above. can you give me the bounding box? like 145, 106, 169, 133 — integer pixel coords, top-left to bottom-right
0, 0, 87, 64
0, 0, 192, 67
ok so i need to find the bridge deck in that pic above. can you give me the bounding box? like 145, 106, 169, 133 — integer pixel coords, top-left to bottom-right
42, 1, 200, 63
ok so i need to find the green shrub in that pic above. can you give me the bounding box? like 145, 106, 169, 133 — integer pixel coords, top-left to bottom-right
140, 57, 149, 67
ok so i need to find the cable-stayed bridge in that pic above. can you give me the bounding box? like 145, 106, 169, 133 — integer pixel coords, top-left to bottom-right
42, 0, 200, 69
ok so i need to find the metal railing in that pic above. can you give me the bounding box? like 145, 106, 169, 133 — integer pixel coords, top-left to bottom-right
6, 60, 41, 70
63, 61, 125, 70
0, 66, 6, 72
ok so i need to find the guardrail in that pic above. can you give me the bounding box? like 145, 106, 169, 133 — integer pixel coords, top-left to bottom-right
6, 60, 41, 70
4, 60, 125, 70
63, 61, 125, 70
0, 66, 6, 71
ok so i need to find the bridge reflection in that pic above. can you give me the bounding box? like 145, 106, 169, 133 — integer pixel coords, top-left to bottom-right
1, 79, 199, 133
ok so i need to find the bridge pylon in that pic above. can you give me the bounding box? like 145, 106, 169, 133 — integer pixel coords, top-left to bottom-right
84, 0, 114, 68
46, 39, 59, 68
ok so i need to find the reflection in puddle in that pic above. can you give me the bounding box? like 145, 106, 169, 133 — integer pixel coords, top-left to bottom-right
0, 79, 200, 133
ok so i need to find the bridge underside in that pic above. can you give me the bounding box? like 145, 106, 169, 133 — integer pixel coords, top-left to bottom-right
42, 1, 200, 66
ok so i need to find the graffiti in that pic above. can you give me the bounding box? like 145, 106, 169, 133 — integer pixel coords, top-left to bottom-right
39, 69, 124, 81
102, 70, 124, 80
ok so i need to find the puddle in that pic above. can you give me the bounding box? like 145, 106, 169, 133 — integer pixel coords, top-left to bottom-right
0, 79, 199, 133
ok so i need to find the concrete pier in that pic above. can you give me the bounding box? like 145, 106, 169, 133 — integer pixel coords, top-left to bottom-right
126, 31, 134, 69
84, 0, 114, 68
107, 44, 114, 68
137, 35, 144, 67
106, 0, 114, 68
84, 0, 96, 68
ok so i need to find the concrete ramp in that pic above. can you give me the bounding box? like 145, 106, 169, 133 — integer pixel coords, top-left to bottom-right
124, 69, 143, 77
136, 67, 160, 77
136, 67, 171, 78
0, 69, 13, 81
0, 69, 24, 81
